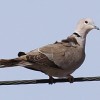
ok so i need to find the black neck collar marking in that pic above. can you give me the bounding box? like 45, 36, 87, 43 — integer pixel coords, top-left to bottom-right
73, 32, 81, 37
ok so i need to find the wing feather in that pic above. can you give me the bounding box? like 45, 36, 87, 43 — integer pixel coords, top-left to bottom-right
26, 52, 62, 69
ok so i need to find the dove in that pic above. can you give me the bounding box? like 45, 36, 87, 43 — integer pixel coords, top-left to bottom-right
0, 18, 99, 83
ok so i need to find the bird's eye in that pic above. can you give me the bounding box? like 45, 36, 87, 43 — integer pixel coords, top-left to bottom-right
85, 21, 88, 24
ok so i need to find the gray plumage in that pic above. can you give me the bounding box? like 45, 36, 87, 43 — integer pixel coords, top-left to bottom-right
0, 18, 99, 78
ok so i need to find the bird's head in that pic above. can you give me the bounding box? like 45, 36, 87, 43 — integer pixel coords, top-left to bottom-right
74, 18, 99, 38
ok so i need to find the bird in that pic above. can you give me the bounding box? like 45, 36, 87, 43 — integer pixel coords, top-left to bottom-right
0, 18, 99, 83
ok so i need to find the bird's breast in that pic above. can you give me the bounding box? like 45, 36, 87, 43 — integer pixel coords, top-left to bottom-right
53, 46, 85, 72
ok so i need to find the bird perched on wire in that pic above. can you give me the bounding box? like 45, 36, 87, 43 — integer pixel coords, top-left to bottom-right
0, 18, 99, 84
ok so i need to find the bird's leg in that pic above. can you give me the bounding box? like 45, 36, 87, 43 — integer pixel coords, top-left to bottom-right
49, 76, 55, 85
67, 74, 74, 83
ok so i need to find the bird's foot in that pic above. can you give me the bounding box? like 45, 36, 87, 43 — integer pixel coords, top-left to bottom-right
67, 75, 74, 83
49, 76, 55, 85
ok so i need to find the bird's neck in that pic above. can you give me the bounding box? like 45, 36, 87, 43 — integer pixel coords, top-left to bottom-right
74, 24, 93, 37
72, 32, 87, 50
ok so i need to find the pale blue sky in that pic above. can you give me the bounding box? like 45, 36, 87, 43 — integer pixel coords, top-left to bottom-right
0, 0, 100, 100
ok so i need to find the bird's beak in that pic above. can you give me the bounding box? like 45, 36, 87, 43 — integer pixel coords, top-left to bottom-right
94, 25, 100, 30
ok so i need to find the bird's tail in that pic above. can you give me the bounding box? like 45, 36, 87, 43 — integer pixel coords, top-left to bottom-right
0, 58, 22, 68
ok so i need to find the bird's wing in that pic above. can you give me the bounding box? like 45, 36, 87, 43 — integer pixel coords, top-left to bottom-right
39, 43, 76, 68
25, 52, 62, 69
25, 39, 79, 69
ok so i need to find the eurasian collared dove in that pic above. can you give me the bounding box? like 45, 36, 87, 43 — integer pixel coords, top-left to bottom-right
0, 18, 99, 83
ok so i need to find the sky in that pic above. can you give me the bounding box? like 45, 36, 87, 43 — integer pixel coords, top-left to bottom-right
0, 0, 100, 100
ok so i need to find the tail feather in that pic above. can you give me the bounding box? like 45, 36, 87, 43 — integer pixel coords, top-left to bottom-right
0, 58, 21, 68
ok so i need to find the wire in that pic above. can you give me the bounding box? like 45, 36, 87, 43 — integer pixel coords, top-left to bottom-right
0, 76, 100, 85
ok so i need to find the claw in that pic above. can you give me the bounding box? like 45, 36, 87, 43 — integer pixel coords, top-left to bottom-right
67, 75, 74, 83
49, 76, 55, 85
